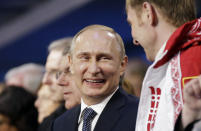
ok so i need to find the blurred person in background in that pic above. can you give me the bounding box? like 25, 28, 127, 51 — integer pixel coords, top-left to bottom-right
121, 78, 133, 95
0, 86, 38, 131
38, 37, 81, 131
5, 63, 45, 95
0, 83, 5, 94
35, 84, 64, 124
123, 58, 148, 97
57, 44, 81, 110
35, 37, 75, 131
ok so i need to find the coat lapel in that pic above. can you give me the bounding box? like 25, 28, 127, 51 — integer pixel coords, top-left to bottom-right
65, 105, 81, 131
94, 88, 125, 131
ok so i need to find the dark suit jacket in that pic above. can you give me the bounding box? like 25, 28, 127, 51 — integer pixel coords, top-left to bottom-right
38, 103, 66, 131
52, 87, 139, 131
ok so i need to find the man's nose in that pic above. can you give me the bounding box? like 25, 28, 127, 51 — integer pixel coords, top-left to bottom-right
88, 60, 101, 75
57, 72, 69, 86
34, 99, 40, 108
42, 73, 52, 85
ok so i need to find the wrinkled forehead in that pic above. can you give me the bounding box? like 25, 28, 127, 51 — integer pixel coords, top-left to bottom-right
48, 50, 63, 61
74, 29, 121, 52
60, 55, 69, 70
46, 50, 63, 70
77, 29, 116, 43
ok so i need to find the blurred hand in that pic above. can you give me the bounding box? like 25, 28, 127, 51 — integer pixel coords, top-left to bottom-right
182, 75, 201, 128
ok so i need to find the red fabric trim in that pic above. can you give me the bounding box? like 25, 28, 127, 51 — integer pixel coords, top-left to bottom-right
154, 18, 201, 68
180, 44, 201, 88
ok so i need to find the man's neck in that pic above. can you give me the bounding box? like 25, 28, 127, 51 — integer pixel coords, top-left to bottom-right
82, 96, 106, 106
81, 87, 118, 106
153, 21, 177, 61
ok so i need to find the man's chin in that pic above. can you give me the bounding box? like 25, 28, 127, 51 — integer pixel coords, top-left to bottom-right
145, 52, 154, 62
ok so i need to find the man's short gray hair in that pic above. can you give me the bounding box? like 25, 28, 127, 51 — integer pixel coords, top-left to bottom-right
5, 63, 45, 94
48, 37, 73, 56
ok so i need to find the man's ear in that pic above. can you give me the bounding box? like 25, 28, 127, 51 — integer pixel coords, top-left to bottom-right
68, 54, 74, 74
142, 2, 157, 26
120, 56, 128, 76
67, 54, 71, 64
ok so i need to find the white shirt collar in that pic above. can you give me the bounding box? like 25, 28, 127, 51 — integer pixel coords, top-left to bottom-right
78, 86, 119, 124
155, 41, 167, 61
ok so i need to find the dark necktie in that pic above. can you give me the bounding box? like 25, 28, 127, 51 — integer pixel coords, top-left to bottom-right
82, 107, 97, 131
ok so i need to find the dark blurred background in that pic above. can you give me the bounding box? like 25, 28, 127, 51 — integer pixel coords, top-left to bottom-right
0, 0, 201, 81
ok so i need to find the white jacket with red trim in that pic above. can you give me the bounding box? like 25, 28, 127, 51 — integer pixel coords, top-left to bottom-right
135, 18, 201, 131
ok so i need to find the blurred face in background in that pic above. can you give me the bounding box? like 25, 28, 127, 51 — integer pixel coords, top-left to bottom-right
42, 50, 63, 101
124, 59, 148, 97
57, 56, 81, 109
35, 49, 65, 123
0, 114, 18, 131
0, 83, 5, 94
34, 84, 61, 123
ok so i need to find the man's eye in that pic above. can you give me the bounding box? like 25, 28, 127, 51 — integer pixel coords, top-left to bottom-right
64, 69, 70, 74
102, 57, 109, 60
80, 56, 89, 60
99, 56, 111, 61
56, 71, 62, 79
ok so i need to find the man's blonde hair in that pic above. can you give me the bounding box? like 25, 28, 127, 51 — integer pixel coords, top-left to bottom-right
126, 0, 196, 27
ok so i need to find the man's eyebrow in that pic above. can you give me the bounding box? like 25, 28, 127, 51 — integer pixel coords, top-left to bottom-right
77, 51, 89, 55
64, 67, 70, 72
76, 52, 90, 56
97, 53, 113, 58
